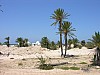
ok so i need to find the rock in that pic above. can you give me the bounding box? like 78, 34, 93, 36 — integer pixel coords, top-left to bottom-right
96, 66, 100, 69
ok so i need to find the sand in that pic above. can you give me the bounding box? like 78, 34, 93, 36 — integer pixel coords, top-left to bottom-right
0, 45, 100, 75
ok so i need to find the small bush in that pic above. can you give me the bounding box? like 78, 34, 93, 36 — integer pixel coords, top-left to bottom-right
38, 56, 54, 70
39, 64, 54, 70
79, 62, 87, 64
70, 67, 80, 70
86, 42, 95, 49
78, 45, 82, 49
38, 56, 46, 65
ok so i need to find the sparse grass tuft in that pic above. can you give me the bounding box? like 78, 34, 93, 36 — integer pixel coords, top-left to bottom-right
58, 66, 80, 70
70, 67, 80, 70
59, 67, 69, 70
79, 62, 87, 64
38, 56, 54, 70
39, 64, 54, 70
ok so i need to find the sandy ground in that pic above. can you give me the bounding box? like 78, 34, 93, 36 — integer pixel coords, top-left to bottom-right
0, 69, 100, 75
0, 45, 100, 75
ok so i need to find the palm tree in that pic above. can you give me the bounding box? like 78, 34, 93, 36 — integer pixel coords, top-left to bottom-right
57, 41, 60, 48
62, 21, 76, 57
68, 39, 73, 49
23, 38, 29, 47
81, 40, 86, 46
89, 32, 100, 65
41, 37, 50, 49
72, 38, 79, 48
5, 37, 10, 47
16, 37, 23, 47
50, 41, 57, 50
51, 8, 70, 56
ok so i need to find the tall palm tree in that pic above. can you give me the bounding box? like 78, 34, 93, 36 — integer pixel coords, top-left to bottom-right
5, 37, 10, 47
62, 21, 76, 57
51, 8, 70, 56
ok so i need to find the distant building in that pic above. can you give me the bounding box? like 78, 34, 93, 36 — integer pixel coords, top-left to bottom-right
32, 41, 41, 46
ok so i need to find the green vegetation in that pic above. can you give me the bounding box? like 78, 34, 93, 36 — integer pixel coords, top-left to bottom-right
51, 8, 70, 56
68, 39, 72, 49
70, 67, 80, 70
89, 32, 100, 48
89, 32, 100, 66
59, 66, 80, 70
81, 40, 86, 46
39, 64, 54, 70
41, 37, 57, 50
71, 38, 79, 48
16, 37, 29, 47
61, 21, 76, 56
49, 41, 57, 50
41, 37, 50, 49
4, 37, 10, 47
86, 42, 95, 49
59, 67, 69, 70
38, 56, 53, 70
79, 62, 87, 64
0, 42, 2, 45
56, 41, 60, 48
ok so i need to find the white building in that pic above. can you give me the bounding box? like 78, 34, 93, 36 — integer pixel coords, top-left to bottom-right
32, 41, 41, 46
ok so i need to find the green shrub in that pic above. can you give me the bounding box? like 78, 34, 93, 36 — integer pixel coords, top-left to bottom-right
38, 56, 54, 70
38, 56, 46, 65
70, 67, 80, 70
78, 45, 82, 49
59, 66, 80, 70
86, 42, 95, 49
39, 64, 53, 70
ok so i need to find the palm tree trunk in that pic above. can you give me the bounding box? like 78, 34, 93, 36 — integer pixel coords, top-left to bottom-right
60, 33, 63, 56
59, 21, 63, 56
8, 40, 10, 47
64, 33, 67, 57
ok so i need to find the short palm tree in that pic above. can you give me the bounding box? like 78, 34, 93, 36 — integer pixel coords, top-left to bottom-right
16, 37, 23, 47
5, 37, 10, 47
23, 38, 29, 47
90, 32, 100, 48
51, 8, 70, 56
89, 32, 100, 65
41, 37, 50, 49
68, 39, 73, 49
62, 21, 76, 57
72, 38, 79, 48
